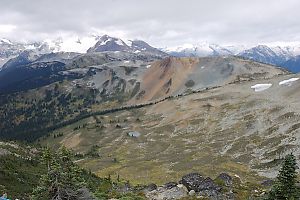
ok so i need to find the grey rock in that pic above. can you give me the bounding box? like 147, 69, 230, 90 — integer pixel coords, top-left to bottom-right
181, 173, 205, 191
188, 190, 196, 196
164, 182, 178, 189
143, 183, 157, 192
145, 186, 187, 200
217, 173, 233, 186
199, 177, 221, 192
261, 179, 274, 187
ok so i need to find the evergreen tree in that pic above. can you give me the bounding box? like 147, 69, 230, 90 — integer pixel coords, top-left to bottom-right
267, 153, 299, 200
31, 147, 86, 200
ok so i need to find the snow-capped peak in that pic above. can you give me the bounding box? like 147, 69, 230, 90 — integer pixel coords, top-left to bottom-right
0, 38, 13, 45
41, 36, 98, 53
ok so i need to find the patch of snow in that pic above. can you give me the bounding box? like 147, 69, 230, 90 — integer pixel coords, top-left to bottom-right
134, 50, 141, 53
60, 68, 89, 75
115, 39, 124, 46
201, 65, 205, 69
279, 78, 299, 86
127, 131, 141, 137
146, 65, 151, 69
124, 61, 130, 63
124, 40, 132, 47
0, 38, 12, 44
100, 38, 111, 45
251, 83, 272, 92
25, 44, 36, 50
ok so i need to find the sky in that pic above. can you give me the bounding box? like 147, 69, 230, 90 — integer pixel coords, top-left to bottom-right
0, 0, 300, 48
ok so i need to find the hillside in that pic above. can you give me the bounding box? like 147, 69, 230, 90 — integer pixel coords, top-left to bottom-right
0, 55, 287, 141
39, 72, 300, 187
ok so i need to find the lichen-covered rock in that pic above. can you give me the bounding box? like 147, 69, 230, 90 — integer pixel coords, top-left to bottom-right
180, 173, 224, 199
188, 190, 196, 196
197, 177, 222, 197
164, 182, 178, 189
143, 183, 157, 192
181, 173, 205, 191
145, 186, 188, 200
261, 179, 273, 187
216, 173, 233, 187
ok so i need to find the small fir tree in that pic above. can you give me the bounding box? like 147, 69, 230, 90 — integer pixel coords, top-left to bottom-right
267, 153, 299, 200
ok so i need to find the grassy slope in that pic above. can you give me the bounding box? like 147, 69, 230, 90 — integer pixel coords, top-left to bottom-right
41, 74, 300, 189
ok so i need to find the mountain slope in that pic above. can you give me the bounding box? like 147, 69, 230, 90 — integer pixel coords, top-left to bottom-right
40, 73, 300, 186
137, 56, 287, 102
282, 55, 300, 73
238, 45, 293, 66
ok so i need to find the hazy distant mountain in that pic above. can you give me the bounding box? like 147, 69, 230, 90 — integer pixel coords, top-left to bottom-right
2, 35, 300, 72
164, 43, 234, 57
238, 45, 293, 66
282, 55, 300, 73
164, 43, 300, 72
87, 35, 168, 57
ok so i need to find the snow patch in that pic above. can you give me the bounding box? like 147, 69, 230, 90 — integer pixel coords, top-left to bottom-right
25, 44, 36, 50
279, 78, 299, 86
124, 40, 132, 47
124, 61, 130, 64
251, 84, 272, 92
115, 39, 124, 46
0, 38, 12, 44
100, 38, 111, 45
146, 65, 151, 69
134, 50, 141, 53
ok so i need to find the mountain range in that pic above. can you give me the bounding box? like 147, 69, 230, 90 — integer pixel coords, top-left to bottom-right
1, 35, 300, 73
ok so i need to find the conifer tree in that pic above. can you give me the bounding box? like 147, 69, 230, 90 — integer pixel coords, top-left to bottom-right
267, 153, 299, 200
31, 146, 86, 200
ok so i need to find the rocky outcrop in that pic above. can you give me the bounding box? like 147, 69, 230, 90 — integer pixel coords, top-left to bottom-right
143, 172, 235, 200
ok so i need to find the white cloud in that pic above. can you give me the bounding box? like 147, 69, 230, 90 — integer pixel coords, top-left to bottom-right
0, 0, 300, 47
0, 24, 16, 34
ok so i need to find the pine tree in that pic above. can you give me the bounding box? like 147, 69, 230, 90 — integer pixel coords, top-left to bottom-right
267, 153, 299, 200
31, 146, 86, 200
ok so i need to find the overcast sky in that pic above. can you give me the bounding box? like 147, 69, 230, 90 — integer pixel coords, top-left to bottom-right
0, 0, 300, 47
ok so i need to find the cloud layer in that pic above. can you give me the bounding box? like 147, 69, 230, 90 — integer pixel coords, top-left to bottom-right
0, 0, 300, 47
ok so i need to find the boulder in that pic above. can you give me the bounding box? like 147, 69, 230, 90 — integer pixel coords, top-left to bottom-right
188, 190, 196, 196
216, 173, 233, 186
164, 182, 178, 189
143, 183, 157, 192
199, 177, 221, 190
181, 173, 205, 191
261, 179, 273, 187
145, 186, 188, 200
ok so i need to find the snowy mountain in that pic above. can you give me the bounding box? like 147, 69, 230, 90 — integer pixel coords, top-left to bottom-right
164, 43, 234, 57
87, 35, 167, 57
0, 38, 58, 68
2, 35, 300, 72
238, 45, 294, 66
282, 55, 300, 73
164, 42, 300, 71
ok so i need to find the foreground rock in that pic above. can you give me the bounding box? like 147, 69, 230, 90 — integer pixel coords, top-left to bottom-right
145, 184, 188, 200
143, 172, 236, 200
